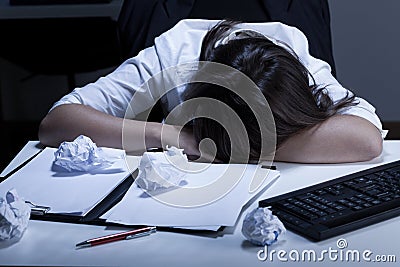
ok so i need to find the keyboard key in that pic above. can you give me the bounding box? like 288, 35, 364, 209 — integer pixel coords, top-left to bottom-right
365, 189, 381, 196
362, 203, 373, 208
377, 191, 392, 198
354, 177, 367, 183
333, 184, 345, 190
363, 196, 375, 202
273, 210, 313, 227
314, 189, 327, 196
335, 205, 346, 211
371, 200, 382, 205
314, 210, 327, 217
295, 194, 310, 200
325, 208, 337, 214
325, 187, 341, 195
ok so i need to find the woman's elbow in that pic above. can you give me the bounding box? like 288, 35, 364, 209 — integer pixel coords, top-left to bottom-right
356, 130, 383, 162
38, 115, 54, 147
38, 110, 66, 148
364, 137, 383, 161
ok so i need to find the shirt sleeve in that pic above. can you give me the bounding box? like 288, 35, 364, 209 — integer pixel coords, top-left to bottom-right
287, 25, 388, 139
50, 19, 212, 119
50, 45, 164, 118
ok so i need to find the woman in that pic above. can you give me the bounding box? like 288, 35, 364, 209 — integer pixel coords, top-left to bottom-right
38, 19, 385, 163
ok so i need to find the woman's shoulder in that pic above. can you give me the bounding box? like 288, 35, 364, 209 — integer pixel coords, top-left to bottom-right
153, 19, 219, 48
173, 18, 221, 28
152, 19, 221, 66
156, 18, 301, 42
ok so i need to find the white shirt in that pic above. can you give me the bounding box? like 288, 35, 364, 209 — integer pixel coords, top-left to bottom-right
51, 19, 387, 138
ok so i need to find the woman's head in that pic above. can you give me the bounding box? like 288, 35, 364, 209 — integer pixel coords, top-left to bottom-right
184, 20, 355, 163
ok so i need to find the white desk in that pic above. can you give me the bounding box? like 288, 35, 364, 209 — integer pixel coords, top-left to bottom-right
0, 141, 399, 266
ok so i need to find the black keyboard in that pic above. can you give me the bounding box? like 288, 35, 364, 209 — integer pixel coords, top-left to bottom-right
259, 160, 400, 241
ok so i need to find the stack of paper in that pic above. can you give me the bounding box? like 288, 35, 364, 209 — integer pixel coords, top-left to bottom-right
102, 162, 280, 230
0, 147, 280, 231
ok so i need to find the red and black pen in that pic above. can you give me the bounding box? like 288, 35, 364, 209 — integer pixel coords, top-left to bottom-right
75, 226, 156, 249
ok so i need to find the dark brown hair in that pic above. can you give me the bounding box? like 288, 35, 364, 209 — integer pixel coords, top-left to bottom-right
184, 20, 356, 163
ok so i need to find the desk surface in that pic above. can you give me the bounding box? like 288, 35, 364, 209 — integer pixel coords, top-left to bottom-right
0, 0, 122, 20
0, 141, 399, 266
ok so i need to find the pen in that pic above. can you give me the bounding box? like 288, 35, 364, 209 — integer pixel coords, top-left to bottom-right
75, 226, 156, 249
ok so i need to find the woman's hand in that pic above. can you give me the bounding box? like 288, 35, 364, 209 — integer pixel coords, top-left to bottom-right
171, 126, 221, 163
177, 127, 201, 159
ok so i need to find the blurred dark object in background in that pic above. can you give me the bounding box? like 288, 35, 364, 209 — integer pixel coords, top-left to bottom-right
9, 0, 111, 5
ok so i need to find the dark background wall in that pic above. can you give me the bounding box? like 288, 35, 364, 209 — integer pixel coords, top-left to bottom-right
328, 0, 400, 121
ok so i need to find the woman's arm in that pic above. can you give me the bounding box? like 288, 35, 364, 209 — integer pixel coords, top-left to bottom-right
274, 115, 383, 163
38, 104, 199, 156
40, 106, 382, 164
38, 20, 211, 154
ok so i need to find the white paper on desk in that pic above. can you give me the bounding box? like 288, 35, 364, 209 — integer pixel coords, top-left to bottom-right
102, 163, 279, 229
0, 147, 129, 215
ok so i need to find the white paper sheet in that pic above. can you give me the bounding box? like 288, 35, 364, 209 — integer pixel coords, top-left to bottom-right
102, 163, 280, 229
0, 147, 129, 215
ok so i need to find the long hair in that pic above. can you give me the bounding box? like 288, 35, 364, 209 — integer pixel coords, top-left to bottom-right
184, 20, 356, 163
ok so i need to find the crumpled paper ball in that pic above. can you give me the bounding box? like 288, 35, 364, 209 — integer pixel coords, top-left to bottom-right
0, 189, 31, 241
135, 146, 188, 191
242, 207, 286, 246
53, 135, 117, 172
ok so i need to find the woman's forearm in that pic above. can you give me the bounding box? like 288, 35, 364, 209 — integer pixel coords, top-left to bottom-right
274, 115, 383, 163
38, 104, 185, 153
